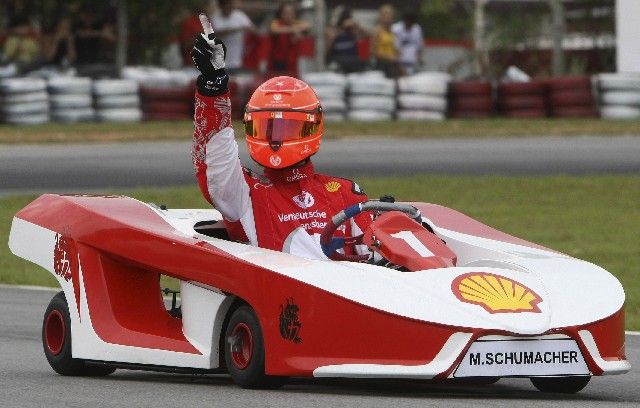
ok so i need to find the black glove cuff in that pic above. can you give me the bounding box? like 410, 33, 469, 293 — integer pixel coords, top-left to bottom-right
196, 72, 229, 97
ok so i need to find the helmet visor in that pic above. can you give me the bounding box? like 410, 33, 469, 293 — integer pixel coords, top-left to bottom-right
245, 111, 321, 142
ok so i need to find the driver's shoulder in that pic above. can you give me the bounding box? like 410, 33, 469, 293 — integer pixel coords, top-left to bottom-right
313, 173, 366, 197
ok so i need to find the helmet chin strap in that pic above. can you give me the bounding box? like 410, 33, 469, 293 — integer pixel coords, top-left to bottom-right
250, 157, 311, 170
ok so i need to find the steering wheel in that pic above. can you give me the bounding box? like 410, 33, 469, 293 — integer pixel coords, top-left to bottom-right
320, 201, 422, 262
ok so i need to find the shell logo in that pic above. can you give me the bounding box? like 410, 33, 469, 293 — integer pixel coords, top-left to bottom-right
325, 181, 341, 193
452, 272, 542, 314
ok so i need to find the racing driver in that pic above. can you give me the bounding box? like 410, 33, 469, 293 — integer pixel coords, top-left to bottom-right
191, 25, 371, 261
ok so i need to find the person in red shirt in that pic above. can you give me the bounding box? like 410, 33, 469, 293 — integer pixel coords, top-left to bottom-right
179, 7, 205, 66
191, 27, 371, 261
268, 1, 311, 75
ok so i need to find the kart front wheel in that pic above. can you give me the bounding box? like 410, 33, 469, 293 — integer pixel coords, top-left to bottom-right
43, 291, 116, 376
224, 305, 285, 389
530, 376, 590, 393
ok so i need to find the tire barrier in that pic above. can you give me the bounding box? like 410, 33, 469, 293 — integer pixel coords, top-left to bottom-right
140, 84, 194, 121
397, 72, 449, 121
347, 109, 393, 121
497, 81, 548, 118
547, 76, 596, 118
348, 71, 396, 121
0, 64, 18, 79
448, 80, 494, 119
47, 77, 94, 123
123, 66, 197, 121
2, 70, 640, 125
597, 73, 640, 120
304, 72, 347, 122
93, 79, 141, 123
0, 78, 49, 125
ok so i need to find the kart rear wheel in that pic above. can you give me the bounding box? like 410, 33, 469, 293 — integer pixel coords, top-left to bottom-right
530, 376, 590, 393
224, 305, 285, 389
43, 291, 116, 377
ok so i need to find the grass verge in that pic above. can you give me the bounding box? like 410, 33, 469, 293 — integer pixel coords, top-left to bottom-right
1, 118, 640, 144
1, 175, 638, 329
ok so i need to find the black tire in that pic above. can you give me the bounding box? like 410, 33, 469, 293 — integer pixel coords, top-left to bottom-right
42, 291, 116, 377
224, 305, 285, 389
530, 376, 591, 393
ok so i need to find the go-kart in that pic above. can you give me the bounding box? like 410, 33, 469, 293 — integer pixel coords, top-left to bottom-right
8, 194, 629, 392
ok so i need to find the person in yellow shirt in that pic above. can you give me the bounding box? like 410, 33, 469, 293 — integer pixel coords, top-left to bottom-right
2, 17, 41, 69
372, 4, 400, 78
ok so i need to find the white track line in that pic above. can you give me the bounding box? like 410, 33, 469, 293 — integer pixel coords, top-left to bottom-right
0, 283, 58, 292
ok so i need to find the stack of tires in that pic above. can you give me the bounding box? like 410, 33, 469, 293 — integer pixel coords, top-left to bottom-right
448, 81, 494, 119
0, 77, 49, 125
93, 79, 142, 123
302, 72, 347, 122
396, 72, 450, 121
140, 85, 194, 121
48, 77, 94, 123
123, 66, 196, 121
547, 76, 596, 118
597, 73, 640, 119
498, 81, 548, 118
347, 71, 395, 121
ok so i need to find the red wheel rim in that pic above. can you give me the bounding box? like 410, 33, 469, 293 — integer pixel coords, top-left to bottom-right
45, 309, 65, 356
230, 323, 253, 370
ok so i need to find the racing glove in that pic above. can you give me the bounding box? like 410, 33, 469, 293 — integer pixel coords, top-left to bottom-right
192, 34, 229, 97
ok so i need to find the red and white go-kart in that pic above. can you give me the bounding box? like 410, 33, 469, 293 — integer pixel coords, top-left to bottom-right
8, 193, 629, 392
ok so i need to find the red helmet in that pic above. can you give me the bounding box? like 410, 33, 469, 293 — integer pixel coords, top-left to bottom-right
244, 76, 323, 169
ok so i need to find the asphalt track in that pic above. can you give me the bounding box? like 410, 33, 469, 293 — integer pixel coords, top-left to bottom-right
1, 136, 640, 196
0, 286, 638, 408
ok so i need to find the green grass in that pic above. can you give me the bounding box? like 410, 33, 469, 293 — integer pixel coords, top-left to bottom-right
1, 118, 640, 144
1, 176, 638, 329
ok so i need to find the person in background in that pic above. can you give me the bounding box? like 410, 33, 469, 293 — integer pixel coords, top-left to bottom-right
212, 0, 255, 73
74, 6, 116, 64
42, 16, 76, 67
325, 6, 369, 73
372, 4, 400, 77
268, 1, 310, 75
1, 16, 41, 70
391, 9, 424, 75
179, 6, 205, 66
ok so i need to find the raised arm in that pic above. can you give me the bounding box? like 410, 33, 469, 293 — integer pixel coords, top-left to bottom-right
191, 17, 251, 224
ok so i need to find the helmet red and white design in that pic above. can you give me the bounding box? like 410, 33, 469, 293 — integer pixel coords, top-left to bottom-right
244, 76, 323, 169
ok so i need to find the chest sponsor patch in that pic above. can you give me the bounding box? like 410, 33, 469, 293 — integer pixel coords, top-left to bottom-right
454, 338, 589, 378
292, 191, 315, 209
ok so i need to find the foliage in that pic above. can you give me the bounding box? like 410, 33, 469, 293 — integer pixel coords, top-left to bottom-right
419, 0, 473, 41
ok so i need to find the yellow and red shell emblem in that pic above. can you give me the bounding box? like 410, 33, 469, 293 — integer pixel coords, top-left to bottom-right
325, 181, 341, 193
452, 272, 542, 313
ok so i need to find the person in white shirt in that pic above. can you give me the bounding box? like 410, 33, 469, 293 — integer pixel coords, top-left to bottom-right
212, 0, 255, 71
391, 10, 424, 75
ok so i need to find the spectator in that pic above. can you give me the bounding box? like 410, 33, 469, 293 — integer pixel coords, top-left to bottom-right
179, 5, 204, 66
42, 16, 76, 67
268, 1, 310, 75
325, 6, 369, 73
372, 4, 400, 77
74, 6, 116, 64
1, 16, 41, 70
391, 9, 424, 75
212, 0, 255, 72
